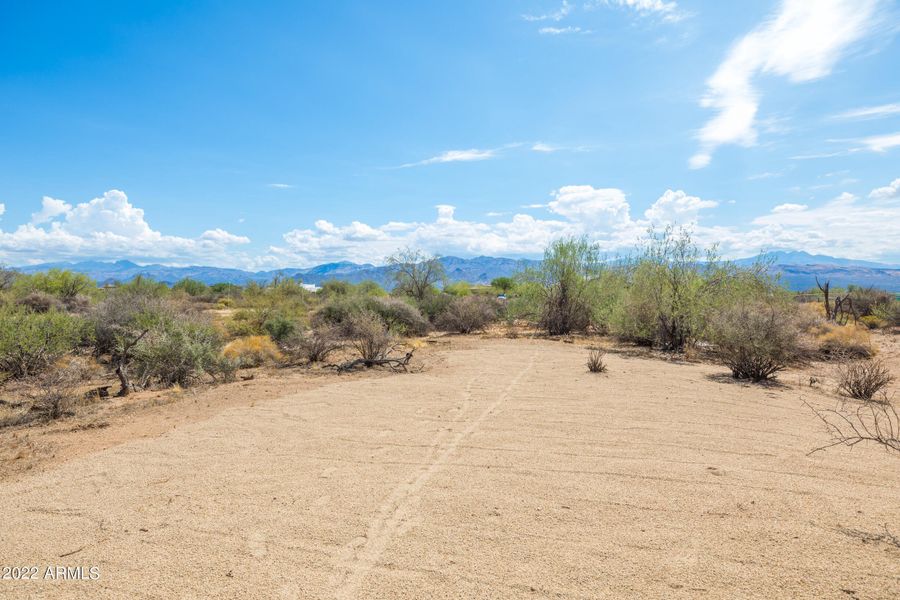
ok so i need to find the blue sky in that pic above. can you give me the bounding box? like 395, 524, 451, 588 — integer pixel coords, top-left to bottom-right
1, 0, 899, 268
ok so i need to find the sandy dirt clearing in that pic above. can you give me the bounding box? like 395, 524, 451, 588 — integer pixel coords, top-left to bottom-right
1, 338, 898, 599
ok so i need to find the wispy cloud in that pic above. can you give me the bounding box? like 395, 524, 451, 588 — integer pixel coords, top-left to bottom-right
830, 102, 900, 120
690, 0, 880, 169
587, 0, 684, 22
267, 183, 294, 189
398, 148, 498, 168
539, 26, 585, 35
522, 1, 571, 22
859, 131, 900, 152
747, 171, 783, 180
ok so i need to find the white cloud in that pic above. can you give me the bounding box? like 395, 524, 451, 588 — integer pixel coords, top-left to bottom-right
643, 189, 717, 223
0, 190, 251, 266
869, 177, 900, 200
399, 148, 497, 168
31, 197, 72, 224
547, 185, 631, 226
267, 183, 294, 189
539, 26, 584, 35
859, 132, 900, 153
691, 0, 879, 168
0, 204, 5, 218
831, 102, 900, 120
531, 142, 557, 152
522, 1, 571, 22
772, 203, 808, 212
601, 0, 681, 20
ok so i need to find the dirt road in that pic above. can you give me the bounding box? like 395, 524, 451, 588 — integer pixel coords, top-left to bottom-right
2, 338, 898, 598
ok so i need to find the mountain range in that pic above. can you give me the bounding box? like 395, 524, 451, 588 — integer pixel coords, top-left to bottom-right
14, 251, 900, 292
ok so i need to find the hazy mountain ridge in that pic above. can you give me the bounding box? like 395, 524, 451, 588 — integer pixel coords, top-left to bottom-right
14, 252, 900, 291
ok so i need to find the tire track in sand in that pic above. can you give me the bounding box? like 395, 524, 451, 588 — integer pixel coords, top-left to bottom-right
330, 349, 538, 599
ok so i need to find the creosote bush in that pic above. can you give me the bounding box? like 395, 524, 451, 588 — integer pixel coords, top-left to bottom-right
586, 348, 607, 373
836, 358, 894, 401
0, 308, 86, 379
132, 317, 227, 388
281, 327, 342, 364
344, 310, 394, 362
437, 295, 500, 334
709, 301, 800, 382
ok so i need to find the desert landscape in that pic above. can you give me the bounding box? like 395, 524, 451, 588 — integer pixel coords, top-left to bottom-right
3, 1, 900, 598
2, 324, 899, 598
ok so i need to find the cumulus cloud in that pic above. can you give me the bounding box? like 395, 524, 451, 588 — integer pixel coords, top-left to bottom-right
31, 197, 72, 224
869, 177, 900, 200
772, 203, 808, 213
691, 0, 879, 169
643, 189, 717, 223
0, 190, 250, 266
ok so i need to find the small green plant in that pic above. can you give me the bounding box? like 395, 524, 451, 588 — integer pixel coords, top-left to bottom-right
0, 308, 85, 379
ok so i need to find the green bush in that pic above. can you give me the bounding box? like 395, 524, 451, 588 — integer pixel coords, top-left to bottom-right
443, 281, 471, 297
516, 236, 604, 335
12, 269, 95, 301
313, 295, 428, 336
263, 314, 297, 342
490, 277, 516, 294
0, 308, 86, 379
172, 278, 210, 297
132, 317, 226, 388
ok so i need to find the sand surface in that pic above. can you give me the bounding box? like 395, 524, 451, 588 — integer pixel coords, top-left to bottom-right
1, 338, 898, 599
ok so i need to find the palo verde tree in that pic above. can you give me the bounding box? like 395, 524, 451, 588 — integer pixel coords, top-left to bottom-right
387, 248, 445, 303
517, 236, 604, 335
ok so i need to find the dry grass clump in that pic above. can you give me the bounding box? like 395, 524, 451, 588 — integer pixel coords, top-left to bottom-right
814, 322, 874, 359
25, 357, 89, 422
223, 335, 283, 368
586, 348, 607, 373
835, 358, 894, 401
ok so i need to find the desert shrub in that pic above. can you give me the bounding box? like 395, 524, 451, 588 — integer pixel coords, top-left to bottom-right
263, 314, 297, 342
63, 294, 92, 314
709, 301, 800, 381
281, 327, 342, 364
815, 323, 874, 358
13, 269, 95, 301
115, 275, 170, 298
436, 295, 499, 333
586, 348, 607, 373
313, 295, 428, 336
835, 359, 894, 400
320, 279, 353, 297
172, 278, 210, 298
848, 286, 894, 317
222, 335, 282, 368
491, 277, 516, 294
367, 297, 429, 335
415, 290, 454, 322
611, 228, 765, 351
226, 308, 267, 337
356, 280, 388, 297
25, 358, 88, 421
860, 315, 887, 330
0, 308, 85, 379
443, 281, 471, 297
516, 236, 604, 335
17, 291, 64, 314
132, 317, 226, 387
344, 310, 393, 361
873, 301, 900, 327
